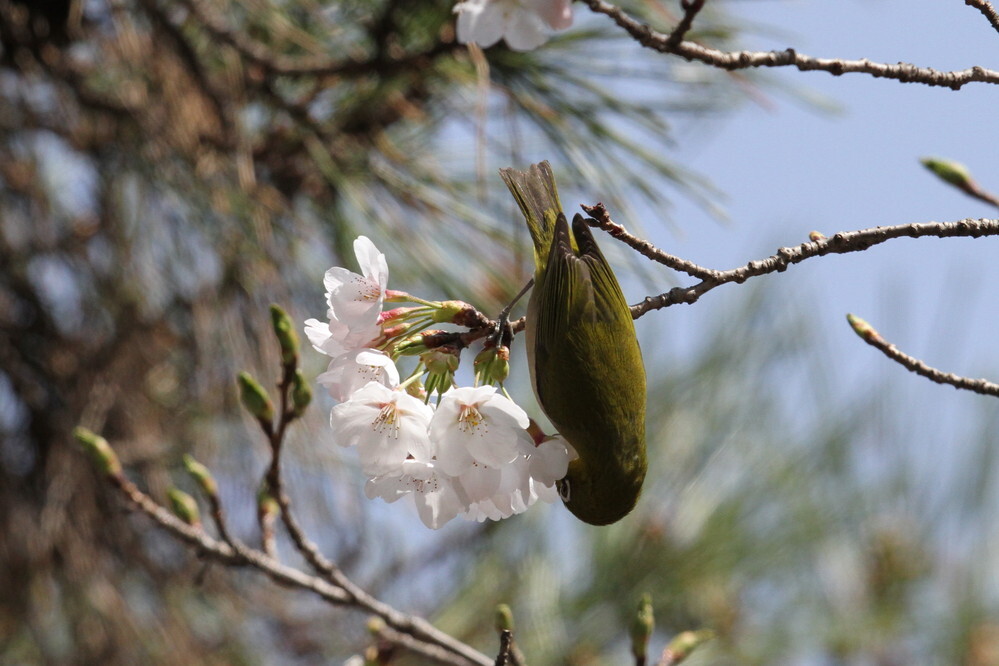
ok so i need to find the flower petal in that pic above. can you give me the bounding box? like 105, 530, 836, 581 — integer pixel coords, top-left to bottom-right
503, 8, 547, 51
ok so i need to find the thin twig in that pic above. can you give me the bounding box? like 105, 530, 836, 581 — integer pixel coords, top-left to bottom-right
103, 467, 493, 665
582, 0, 999, 89
375, 622, 481, 666
495, 630, 514, 666
665, 0, 706, 48
204, 489, 239, 550
107, 472, 356, 602
966, 0, 999, 35
581, 203, 717, 280
846, 314, 999, 398
259, 361, 493, 666
962, 181, 999, 209
631, 218, 999, 317
265, 357, 342, 581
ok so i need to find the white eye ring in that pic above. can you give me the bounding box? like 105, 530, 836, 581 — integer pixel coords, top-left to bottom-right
558, 478, 571, 502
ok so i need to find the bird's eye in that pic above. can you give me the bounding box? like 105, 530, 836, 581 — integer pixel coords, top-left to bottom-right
558, 478, 571, 502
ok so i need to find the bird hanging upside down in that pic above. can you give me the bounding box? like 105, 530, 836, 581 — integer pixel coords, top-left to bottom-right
499, 161, 647, 526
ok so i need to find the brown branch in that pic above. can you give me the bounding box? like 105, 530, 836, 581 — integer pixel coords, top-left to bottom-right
966, 0, 999, 35
581, 203, 717, 280
963, 181, 999, 209
107, 471, 356, 602
203, 485, 239, 550
846, 314, 999, 398
254, 361, 492, 666
495, 630, 514, 666
582, 0, 999, 89
665, 0, 706, 48
373, 622, 477, 666
100, 460, 493, 666
631, 217, 999, 317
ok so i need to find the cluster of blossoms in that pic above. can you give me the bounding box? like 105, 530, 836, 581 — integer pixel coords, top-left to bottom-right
453, 0, 573, 52
306, 237, 571, 529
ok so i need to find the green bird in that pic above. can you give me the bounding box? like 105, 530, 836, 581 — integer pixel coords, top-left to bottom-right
500, 161, 647, 525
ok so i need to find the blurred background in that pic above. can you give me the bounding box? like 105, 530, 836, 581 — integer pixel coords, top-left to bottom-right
2, 0, 999, 663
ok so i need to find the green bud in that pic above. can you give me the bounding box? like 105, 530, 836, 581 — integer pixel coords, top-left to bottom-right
403, 378, 427, 401
237, 371, 275, 424
168, 488, 201, 527
431, 300, 471, 324
365, 616, 386, 635
394, 332, 432, 356
920, 157, 973, 189
474, 344, 510, 386
256, 484, 280, 518
422, 345, 460, 397
290, 369, 312, 418
495, 604, 514, 632
182, 454, 218, 497
384, 289, 409, 303
269, 304, 300, 366
73, 427, 122, 476
630, 594, 654, 661
846, 313, 881, 343
422, 346, 461, 375
661, 629, 716, 665
394, 330, 442, 355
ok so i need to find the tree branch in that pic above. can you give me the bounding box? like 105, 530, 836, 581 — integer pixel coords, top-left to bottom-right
966, 0, 999, 35
581, 203, 717, 280
582, 0, 999, 89
846, 314, 999, 398
628, 217, 999, 317
100, 464, 494, 665
665, 0, 706, 48
249, 361, 493, 665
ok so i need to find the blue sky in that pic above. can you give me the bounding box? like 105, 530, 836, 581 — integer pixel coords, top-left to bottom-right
637, 1, 999, 401
629, 0, 999, 567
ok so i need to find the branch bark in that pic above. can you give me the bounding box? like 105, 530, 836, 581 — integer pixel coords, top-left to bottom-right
846, 314, 999, 398
582, 0, 999, 89
615, 216, 999, 317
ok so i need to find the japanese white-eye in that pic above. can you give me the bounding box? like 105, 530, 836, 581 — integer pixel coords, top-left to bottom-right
500, 161, 647, 525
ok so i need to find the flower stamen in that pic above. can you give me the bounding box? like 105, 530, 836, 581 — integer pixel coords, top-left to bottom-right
372, 403, 401, 438
458, 404, 487, 436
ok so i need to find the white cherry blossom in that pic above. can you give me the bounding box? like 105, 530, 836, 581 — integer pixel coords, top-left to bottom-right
529, 435, 571, 486
324, 235, 389, 328
331, 382, 434, 477
430, 385, 528, 476
304, 316, 382, 359
365, 459, 466, 529
455, 0, 573, 52
317, 349, 400, 403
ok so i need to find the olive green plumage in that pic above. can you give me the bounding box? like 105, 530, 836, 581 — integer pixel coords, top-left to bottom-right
500, 161, 647, 526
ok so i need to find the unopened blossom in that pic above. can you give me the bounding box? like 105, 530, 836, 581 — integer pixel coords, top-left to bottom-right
366, 460, 466, 529
455, 0, 573, 52
317, 349, 400, 403
430, 386, 528, 476
331, 382, 434, 476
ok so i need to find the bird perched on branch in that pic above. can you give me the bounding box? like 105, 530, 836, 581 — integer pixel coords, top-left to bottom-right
500, 161, 647, 525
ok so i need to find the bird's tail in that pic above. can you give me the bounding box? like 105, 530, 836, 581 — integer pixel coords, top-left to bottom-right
499, 161, 569, 272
